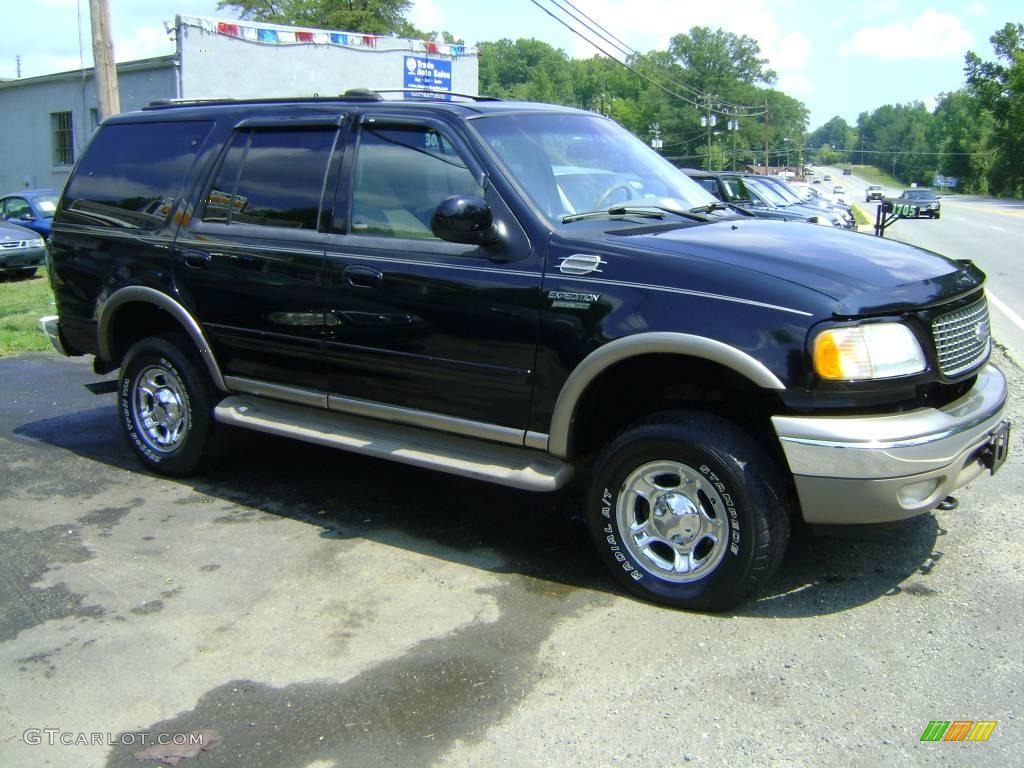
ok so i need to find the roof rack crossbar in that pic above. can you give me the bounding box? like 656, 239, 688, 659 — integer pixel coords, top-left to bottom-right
145, 89, 499, 111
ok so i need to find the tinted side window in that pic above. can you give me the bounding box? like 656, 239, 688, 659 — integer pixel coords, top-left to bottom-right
61, 121, 213, 229
4, 198, 30, 218
350, 125, 482, 239
201, 128, 336, 230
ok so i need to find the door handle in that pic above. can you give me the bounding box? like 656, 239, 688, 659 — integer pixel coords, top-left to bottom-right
344, 265, 383, 289
181, 249, 212, 269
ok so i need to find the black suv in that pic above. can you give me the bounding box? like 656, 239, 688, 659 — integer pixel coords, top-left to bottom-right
41, 93, 1009, 610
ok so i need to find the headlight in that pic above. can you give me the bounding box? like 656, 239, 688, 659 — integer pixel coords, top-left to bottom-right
813, 323, 926, 380
813, 216, 833, 226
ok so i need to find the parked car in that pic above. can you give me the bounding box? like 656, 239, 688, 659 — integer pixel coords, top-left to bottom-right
1, 188, 60, 237
865, 185, 885, 202
758, 176, 854, 229
896, 188, 942, 219
0, 219, 46, 278
41, 92, 1009, 611
683, 169, 822, 224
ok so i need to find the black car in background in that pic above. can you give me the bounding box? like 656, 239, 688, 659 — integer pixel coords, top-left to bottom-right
896, 188, 941, 219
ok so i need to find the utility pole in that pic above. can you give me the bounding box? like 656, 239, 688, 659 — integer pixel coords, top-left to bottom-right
16, 55, 21, 78
89, 0, 120, 120
763, 100, 769, 171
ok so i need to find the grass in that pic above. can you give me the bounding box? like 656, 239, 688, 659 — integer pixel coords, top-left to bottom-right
851, 205, 872, 227
846, 165, 904, 190
0, 269, 57, 354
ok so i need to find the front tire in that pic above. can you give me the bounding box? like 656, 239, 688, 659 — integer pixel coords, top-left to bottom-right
119, 335, 216, 477
587, 412, 789, 611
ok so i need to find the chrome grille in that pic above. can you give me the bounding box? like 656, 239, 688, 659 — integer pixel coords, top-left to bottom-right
931, 298, 991, 377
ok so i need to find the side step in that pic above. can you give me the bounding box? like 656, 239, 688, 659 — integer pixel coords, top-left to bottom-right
213, 395, 573, 492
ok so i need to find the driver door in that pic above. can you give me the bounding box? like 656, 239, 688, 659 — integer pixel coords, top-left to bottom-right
322, 116, 541, 430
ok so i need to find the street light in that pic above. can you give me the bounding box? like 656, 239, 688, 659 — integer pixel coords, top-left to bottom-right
649, 123, 663, 152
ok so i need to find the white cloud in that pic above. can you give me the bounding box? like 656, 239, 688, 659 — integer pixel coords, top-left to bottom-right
114, 24, 176, 62
841, 9, 974, 60
409, 0, 442, 33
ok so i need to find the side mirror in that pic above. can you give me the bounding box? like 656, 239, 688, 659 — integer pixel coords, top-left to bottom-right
431, 195, 500, 246
19, 212, 36, 221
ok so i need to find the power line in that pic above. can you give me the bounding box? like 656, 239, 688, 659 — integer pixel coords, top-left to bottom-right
551, 0, 766, 114
528, 0, 767, 118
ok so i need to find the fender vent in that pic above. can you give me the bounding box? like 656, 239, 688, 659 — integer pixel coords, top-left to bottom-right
558, 254, 605, 275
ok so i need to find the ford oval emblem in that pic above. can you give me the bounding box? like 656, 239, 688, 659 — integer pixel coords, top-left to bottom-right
976, 318, 990, 344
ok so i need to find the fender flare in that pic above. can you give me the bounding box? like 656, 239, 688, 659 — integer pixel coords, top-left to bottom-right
546, 332, 785, 458
97, 286, 228, 392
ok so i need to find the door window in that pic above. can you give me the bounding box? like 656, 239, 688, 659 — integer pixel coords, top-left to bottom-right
201, 127, 337, 230
350, 124, 482, 239
4, 198, 30, 218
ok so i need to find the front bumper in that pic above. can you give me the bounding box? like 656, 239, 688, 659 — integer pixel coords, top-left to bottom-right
0, 244, 46, 272
772, 364, 1009, 524
39, 315, 70, 356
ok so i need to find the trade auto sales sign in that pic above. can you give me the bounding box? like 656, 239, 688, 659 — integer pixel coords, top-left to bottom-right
404, 56, 452, 100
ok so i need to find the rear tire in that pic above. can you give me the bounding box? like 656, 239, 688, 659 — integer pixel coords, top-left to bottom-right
587, 411, 789, 611
119, 335, 216, 477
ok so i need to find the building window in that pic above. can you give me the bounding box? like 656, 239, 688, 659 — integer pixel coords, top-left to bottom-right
90, 108, 100, 132
51, 111, 75, 166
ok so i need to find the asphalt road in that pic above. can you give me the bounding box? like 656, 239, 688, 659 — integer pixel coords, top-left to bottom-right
817, 166, 1024, 366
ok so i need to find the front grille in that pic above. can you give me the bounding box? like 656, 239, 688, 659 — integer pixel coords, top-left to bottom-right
931, 298, 991, 377
0, 240, 29, 250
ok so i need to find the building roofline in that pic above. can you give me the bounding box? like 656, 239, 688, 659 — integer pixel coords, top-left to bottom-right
0, 55, 176, 91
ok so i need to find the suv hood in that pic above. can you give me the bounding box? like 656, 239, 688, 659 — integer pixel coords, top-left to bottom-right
614, 219, 983, 316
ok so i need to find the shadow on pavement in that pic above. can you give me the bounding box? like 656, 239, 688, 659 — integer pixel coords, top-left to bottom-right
7, 355, 942, 619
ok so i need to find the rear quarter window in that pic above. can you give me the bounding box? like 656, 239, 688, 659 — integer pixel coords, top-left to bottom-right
60, 121, 214, 229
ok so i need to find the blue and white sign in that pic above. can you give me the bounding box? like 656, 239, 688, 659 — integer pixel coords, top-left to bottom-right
933, 174, 960, 188
403, 56, 452, 100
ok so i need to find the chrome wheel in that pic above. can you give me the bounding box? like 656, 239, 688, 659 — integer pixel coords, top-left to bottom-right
617, 460, 729, 583
131, 363, 190, 453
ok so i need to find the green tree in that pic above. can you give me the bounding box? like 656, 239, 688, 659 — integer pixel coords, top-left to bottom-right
217, 0, 422, 36
477, 39, 573, 103
965, 22, 1024, 195
933, 91, 994, 194
668, 26, 776, 94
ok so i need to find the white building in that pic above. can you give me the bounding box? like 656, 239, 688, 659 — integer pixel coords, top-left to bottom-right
0, 15, 479, 194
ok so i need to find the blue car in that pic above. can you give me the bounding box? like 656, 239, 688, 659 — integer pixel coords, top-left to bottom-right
1, 188, 60, 237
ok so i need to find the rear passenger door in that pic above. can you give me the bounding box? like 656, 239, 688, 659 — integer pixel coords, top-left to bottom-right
177, 118, 345, 394
322, 116, 540, 430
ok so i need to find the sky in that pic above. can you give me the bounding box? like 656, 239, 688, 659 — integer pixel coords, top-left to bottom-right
0, 0, 1019, 129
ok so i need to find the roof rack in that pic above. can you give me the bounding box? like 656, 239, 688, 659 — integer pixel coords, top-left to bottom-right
145, 89, 499, 110
371, 89, 501, 102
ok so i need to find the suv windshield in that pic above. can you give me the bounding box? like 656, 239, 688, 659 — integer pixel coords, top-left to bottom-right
903, 189, 937, 200
472, 113, 717, 221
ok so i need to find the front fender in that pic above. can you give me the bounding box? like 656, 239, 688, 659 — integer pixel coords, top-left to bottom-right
546, 332, 785, 458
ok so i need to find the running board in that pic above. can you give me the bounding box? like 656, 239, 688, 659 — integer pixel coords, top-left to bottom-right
213, 395, 573, 492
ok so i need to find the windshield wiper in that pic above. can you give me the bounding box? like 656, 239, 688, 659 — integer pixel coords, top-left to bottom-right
688, 202, 729, 214
562, 206, 666, 223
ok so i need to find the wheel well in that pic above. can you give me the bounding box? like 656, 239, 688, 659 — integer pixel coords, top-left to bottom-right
105, 302, 191, 371
568, 353, 787, 468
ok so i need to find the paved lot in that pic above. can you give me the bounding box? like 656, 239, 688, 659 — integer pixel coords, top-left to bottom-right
1, 351, 1021, 767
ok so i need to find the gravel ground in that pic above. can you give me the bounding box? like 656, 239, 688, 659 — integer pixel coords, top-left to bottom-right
0, 349, 1020, 768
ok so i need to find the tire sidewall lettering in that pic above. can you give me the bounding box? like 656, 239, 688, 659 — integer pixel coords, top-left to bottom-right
120, 352, 193, 467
